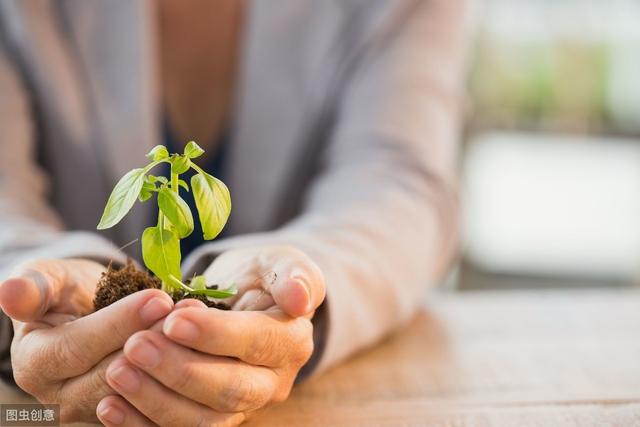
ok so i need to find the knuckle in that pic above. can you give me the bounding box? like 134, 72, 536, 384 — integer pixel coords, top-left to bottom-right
247, 326, 279, 363
104, 315, 129, 345
289, 320, 314, 365
88, 363, 113, 398
56, 329, 89, 373
295, 338, 314, 366
294, 318, 313, 341
168, 360, 197, 392
140, 396, 185, 427
219, 374, 266, 412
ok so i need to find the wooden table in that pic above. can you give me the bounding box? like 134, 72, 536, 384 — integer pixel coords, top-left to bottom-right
2, 289, 639, 426
246, 289, 640, 426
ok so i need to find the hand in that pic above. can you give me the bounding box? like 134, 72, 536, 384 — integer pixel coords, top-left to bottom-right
0, 259, 174, 422
98, 245, 326, 426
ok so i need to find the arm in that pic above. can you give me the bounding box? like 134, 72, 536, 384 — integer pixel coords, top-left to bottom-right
0, 40, 127, 383
183, 0, 469, 375
0, 49, 178, 421
0, 41, 127, 281
95, 3, 468, 423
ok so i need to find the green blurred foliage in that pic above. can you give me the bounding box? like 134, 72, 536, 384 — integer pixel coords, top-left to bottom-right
468, 37, 611, 134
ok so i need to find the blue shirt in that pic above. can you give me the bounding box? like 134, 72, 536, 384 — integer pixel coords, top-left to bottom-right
161, 119, 228, 257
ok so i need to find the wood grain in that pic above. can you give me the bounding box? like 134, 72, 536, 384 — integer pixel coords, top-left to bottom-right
245, 289, 640, 426
1, 289, 639, 426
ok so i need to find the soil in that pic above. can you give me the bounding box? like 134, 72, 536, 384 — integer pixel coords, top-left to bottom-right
93, 260, 230, 311
170, 288, 231, 310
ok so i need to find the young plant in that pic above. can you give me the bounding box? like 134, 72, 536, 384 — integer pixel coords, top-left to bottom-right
97, 141, 236, 299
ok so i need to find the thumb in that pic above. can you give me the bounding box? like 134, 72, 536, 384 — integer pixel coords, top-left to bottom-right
0, 268, 57, 322
269, 268, 325, 318
0, 259, 98, 322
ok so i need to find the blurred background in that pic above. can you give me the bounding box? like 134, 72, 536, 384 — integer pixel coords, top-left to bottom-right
456, 0, 640, 290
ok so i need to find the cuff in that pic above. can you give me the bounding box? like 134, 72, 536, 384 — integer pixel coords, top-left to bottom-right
0, 231, 128, 281
0, 312, 15, 388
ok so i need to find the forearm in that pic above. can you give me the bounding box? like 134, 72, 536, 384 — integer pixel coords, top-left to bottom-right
181, 178, 457, 377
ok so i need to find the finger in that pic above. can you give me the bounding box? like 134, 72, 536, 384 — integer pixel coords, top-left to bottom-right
258, 248, 325, 317
0, 276, 50, 322
269, 274, 321, 318
51, 351, 121, 422
203, 247, 325, 317
0, 259, 99, 321
106, 357, 245, 427
125, 331, 282, 413
15, 289, 173, 379
163, 307, 314, 367
232, 289, 274, 311
97, 395, 155, 427
148, 298, 206, 333
175, 298, 208, 309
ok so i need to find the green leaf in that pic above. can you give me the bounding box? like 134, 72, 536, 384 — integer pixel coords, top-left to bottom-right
138, 180, 155, 202
157, 187, 194, 238
97, 168, 146, 229
147, 145, 169, 161
146, 175, 168, 185
191, 172, 231, 240
183, 141, 205, 159
142, 226, 181, 283
189, 283, 237, 299
171, 155, 190, 174
178, 179, 189, 192
190, 275, 207, 290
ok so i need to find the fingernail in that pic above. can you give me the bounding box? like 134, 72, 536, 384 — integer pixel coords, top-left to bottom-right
175, 299, 207, 309
127, 338, 161, 368
97, 403, 124, 425
108, 364, 141, 393
164, 316, 199, 341
140, 297, 173, 323
292, 276, 312, 313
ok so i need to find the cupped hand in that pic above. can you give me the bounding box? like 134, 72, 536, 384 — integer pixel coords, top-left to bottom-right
99, 245, 326, 426
0, 259, 174, 422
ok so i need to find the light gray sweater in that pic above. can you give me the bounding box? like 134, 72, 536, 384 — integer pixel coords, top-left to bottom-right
0, 0, 468, 383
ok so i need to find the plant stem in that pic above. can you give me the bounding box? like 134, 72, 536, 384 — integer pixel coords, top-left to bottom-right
171, 171, 179, 193
168, 275, 193, 292
164, 173, 180, 293
190, 163, 206, 176
157, 211, 165, 229
167, 275, 237, 299
157, 210, 174, 293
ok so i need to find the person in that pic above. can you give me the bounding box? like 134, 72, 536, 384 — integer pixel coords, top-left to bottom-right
0, 0, 468, 425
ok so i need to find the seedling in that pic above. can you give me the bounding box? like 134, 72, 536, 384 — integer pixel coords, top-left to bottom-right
96, 141, 236, 302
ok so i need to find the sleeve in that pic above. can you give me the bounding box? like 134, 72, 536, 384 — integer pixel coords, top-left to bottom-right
0, 40, 127, 385
183, 0, 470, 377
